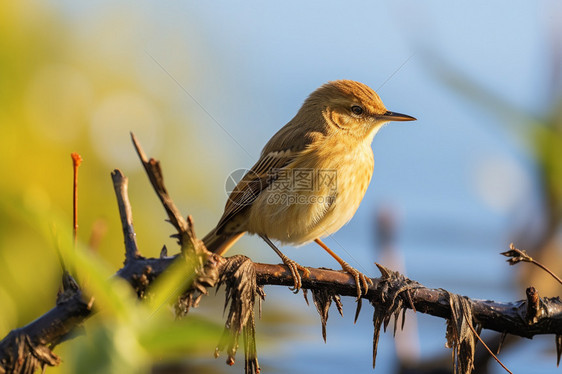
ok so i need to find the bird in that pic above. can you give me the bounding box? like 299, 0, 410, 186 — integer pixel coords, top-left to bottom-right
203, 79, 415, 298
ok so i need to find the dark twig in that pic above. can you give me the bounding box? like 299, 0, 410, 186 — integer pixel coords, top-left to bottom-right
130, 132, 188, 235
0, 274, 92, 374
502, 243, 562, 285
130, 133, 208, 260
526, 287, 543, 325
129, 133, 215, 317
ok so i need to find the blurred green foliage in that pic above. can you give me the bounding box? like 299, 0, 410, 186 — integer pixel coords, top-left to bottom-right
0, 2, 227, 372
2, 194, 222, 373
535, 121, 562, 225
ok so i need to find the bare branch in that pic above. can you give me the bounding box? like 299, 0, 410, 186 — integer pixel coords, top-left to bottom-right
130, 132, 188, 236
0, 273, 92, 374
4, 239, 562, 373
130, 133, 209, 262
111, 169, 141, 262
254, 262, 562, 338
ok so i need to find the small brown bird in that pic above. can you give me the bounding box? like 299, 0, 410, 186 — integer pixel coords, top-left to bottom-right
203, 80, 415, 298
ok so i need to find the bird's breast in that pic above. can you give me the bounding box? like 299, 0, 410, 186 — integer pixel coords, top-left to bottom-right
246, 137, 374, 245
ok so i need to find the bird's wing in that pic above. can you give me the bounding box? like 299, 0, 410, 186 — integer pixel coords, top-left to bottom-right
215, 148, 298, 234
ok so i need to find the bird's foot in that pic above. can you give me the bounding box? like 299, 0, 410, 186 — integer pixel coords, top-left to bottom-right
340, 261, 373, 300
279, 254, 310, 294
259, 235, 310, 294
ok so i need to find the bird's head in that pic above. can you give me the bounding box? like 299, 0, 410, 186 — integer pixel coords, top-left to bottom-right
302, 80, 416, 141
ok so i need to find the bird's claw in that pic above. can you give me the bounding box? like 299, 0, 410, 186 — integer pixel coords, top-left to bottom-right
282, 258, 310, 293
341, 261, 373, 300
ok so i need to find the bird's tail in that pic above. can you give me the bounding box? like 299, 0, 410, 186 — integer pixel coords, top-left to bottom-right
202, 228, 245, 256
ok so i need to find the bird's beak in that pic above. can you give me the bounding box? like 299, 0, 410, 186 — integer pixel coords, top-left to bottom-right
382, 111, 416, 122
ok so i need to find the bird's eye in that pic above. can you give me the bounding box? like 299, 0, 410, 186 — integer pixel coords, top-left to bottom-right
351, 105, 364, 115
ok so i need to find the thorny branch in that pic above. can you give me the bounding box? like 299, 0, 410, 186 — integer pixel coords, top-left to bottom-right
2, 136, 562, 374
